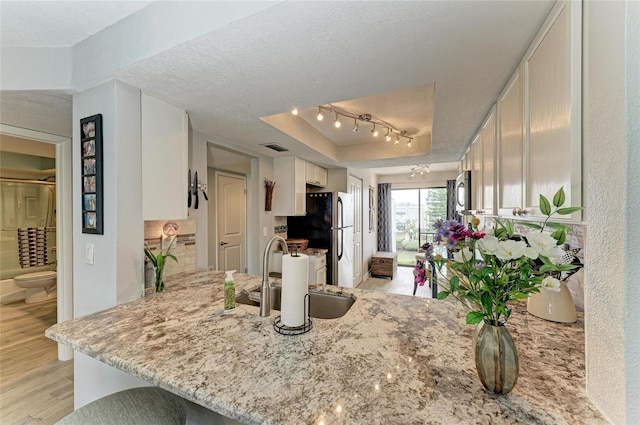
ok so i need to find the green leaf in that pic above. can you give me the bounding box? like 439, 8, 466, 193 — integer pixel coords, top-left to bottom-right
466, 311, 485, 325
557, 206, 583, 215
166, 254, 178, 263
539, 264, 556, 273
144, 249, 157, 267
505, 220, 515, 237
520, 222, 542, 230
553, 187, 566, 207
545, 222, 568, 230
437, 291, 450, 300
157, 253, 164, 269
540, 194, 551, 216
550, 228, 565, 241
481, 291, 493, 313
557, 231, 567, 245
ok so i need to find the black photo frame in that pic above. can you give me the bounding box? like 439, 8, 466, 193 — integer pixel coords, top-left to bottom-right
80, 114, 103, 234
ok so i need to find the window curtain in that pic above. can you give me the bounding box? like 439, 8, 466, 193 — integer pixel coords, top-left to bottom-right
377, 183, 392, 252
446, 179, 457, 220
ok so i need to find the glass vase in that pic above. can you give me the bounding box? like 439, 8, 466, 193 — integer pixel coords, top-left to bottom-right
473, 321, 519, 395
153, 266, 165, 293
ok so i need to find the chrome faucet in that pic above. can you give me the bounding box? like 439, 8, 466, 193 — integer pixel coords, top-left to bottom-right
260, 236, 288, 317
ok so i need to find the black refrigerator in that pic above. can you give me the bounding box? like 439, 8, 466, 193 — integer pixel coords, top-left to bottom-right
286, 192, 354, 287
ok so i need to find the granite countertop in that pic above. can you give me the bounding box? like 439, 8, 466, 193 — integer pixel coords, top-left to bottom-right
46, 269, 606, 425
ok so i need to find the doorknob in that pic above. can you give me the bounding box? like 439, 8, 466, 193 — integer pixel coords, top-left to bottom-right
219, 241, 228, 246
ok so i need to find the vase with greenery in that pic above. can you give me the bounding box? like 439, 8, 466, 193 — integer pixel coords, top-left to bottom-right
144, 236, 178, 293
432, 187, 582, 394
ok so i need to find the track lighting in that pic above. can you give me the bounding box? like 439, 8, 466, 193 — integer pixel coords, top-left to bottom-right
291, 108, 298, 116
409, 164, 430, 177
308, 104, 412, 147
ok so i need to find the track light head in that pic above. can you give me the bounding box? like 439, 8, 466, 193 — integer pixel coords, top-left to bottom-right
291, 108, 298, 116
334, 113, 341, 128
353, 119, 359, 132
317, 107, 324, 121
371, 123, 378, 137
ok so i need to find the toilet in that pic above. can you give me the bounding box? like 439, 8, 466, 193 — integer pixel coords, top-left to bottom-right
14, 271, 57, 303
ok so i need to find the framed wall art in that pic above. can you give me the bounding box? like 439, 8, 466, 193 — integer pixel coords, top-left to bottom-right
80, 114, 103, 234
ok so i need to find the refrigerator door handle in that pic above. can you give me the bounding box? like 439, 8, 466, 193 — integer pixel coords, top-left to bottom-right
337, 228, 343, 260
337, 196, 343, 229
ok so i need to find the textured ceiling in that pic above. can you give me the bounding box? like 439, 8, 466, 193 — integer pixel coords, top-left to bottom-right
0, 1, 152, 47
0, 1, 555, 173
0, 91, 72, 138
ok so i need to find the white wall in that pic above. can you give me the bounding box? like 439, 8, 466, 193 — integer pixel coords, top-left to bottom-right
72, 79, 144, 407
189, 130, 275, 275
584, 1, 640, 423
0, 47, 72, 90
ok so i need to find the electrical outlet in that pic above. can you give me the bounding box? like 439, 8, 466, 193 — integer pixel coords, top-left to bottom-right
263, 227, 268, 237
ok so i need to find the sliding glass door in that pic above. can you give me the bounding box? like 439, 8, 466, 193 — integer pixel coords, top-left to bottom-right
391, 187, 446, 266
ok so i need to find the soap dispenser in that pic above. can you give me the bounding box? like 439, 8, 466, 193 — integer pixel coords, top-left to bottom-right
223, 270, 236, 314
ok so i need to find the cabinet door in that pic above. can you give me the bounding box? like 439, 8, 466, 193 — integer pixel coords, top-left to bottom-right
273, 157, 306, 216
316, 267, 327, 285
524, 1, 582, 220
497, 68, 524, 216
141, 94, 188, 220
480, 106, 496, 214
305, 162, 317, 185
317, 167, 328, 187
470, 134, 482, 211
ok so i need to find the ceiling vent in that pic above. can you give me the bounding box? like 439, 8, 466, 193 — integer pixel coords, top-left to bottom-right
261, 143, 289, 153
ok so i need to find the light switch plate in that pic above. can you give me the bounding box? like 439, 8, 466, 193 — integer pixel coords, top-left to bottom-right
263, 227, 268, 237
85, 243, 94, 265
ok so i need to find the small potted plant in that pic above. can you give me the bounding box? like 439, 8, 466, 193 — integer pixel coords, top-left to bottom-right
144, 222, 179, 293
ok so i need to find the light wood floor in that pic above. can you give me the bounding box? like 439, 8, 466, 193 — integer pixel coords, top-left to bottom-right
358, 265, 434, 298
0, 298, 73, 425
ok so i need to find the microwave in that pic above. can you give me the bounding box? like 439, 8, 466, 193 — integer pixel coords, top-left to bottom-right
455, 170, 472, 214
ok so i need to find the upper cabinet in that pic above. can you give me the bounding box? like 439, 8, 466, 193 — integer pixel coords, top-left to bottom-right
497, 68, 524, 216
272, 156, 306, 216
523, 1, 582, 220
141, 94, 188, 221
469, 106, 496, 215
480, 107, 496, 215
470, 133, 482, 211
305, 162, 328, 187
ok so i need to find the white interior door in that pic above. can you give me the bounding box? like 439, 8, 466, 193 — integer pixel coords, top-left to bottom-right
348, 175, 363, 286
216, 172, 246, 273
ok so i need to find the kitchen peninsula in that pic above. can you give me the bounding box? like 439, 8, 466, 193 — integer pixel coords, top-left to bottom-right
46, 270, 605, 425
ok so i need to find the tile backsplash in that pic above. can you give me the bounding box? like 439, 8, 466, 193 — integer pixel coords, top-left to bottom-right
144, 219, 196, 288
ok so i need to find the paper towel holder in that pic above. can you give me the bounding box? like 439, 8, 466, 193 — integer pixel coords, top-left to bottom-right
273, 293, 313, 336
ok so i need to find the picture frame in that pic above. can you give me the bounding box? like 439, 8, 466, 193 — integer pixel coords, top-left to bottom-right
80, 114, 103, 234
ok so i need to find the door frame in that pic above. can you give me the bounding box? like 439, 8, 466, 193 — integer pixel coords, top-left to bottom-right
0, 124, 73, 361
211, 170, 247, 272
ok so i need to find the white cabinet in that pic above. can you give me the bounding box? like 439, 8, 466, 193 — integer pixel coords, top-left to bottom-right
468, 106, 496, 215
141, 93, 188, 220
523, 1, 582, 220
308, 253, 327, 285
305, 162, 327, 187
470, 133, 482, 211
497, 67, 524, 217
480, 106, 496, 215
272, 156, 306, 216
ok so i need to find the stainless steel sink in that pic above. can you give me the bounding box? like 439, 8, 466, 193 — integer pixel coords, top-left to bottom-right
236, 286, 355, 319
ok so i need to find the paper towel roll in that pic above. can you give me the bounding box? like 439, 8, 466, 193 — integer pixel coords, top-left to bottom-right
281, 253, 309, 327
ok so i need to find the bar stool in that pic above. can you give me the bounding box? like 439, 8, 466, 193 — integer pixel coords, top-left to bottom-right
55, 387, 187, 425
